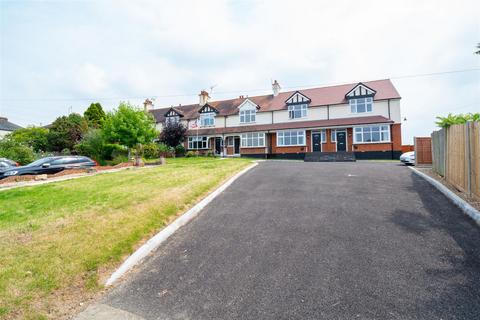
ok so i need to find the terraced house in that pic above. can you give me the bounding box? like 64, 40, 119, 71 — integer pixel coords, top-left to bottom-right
149, 79, 402, 160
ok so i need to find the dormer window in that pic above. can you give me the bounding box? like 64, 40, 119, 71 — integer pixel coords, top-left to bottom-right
346, 83, 376, 114
350, 97, 373, 113
240, 109, 256, 123
198, 104, 218, 127
200, 113, 215, 127
164, 107, 183, 125
237, 98, 259, 124
166, 116, 180, 125
285, 91, 310, 120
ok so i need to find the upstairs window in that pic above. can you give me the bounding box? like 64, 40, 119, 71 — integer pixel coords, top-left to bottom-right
354, 125, 390, 143
350, 97, 373, 113
288, 104, 308, 119
165, 116, 179, 125
240, 109, 256, 123
200, 113, 215, 127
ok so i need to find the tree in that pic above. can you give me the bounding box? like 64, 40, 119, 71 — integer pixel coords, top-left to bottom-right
47, 113, 88, 152
84, 102, 106, 128
102, 102, 158, 152
436, 112, 480, 128
159, 121, 187, 147
475, 43, 480, 55
8, 126, 49, 152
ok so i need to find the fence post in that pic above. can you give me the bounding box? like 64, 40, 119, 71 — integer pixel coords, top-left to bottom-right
466, 121, 472, 196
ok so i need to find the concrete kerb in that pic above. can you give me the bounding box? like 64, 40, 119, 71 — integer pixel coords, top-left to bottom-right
409, 166, 480, 225
104, 162, 259, 286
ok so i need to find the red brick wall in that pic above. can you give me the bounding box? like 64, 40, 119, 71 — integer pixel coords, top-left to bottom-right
240, 147, 266, 154
226, 146, 234, 155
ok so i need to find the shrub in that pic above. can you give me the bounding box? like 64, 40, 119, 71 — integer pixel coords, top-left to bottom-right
175, 144, 186, 157
206, 150, 214, 157
0, 137, 35, 165
8, 126, 49, 152
104, 144, 128, 161
158, 143, 174, 157
111, 154, 130, 165
74, 129, 105, 161
143, 142, 160, 159
185, 151, 196, 158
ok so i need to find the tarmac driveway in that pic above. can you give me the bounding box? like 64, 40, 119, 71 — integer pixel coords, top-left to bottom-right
79, 161, 480, 320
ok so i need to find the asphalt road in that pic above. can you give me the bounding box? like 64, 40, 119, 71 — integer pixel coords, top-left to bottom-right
79, 161, 480, 320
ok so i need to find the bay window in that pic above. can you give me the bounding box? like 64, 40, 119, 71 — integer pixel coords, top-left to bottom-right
188, 136, 209, 149
277, 130, 305, 146
350, 97, 373, 113
288, 104, 308, 119
354, 125, 390, 143
241, 132, 265, 147
200, 113, 215, 127
240, 109, 256, 123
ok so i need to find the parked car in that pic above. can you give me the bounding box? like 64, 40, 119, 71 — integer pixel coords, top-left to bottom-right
0, 158, 18, 171
400, 151, 415, 165
0, 156, 97, 179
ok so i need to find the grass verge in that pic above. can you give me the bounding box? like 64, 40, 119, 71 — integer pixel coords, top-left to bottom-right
0, 157, 252, 319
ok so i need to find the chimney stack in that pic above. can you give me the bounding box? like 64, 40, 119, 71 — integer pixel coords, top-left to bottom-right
199, 90, 210, 106
143, 98, 154, 111
272, 80, 281, 97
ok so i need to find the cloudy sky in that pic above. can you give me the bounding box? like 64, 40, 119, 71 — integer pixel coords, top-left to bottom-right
1, 0, 479, 143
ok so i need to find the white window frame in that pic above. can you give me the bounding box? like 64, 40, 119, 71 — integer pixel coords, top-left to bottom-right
240, 109, 256, 123
277, 130, 306, 146
165, 116, 179, 125
330, 129, 336, 142
188, 136, 209, 149
200, 113, 215, 127
288, 103, 308, 119
354, 125, 390, 144
350, 97, 373, 114
241, 132, 265, 148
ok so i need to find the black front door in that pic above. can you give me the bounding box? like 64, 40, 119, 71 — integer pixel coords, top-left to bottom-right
234, 137, 240, 154
336, 131, 347, 152
312, 133, 322, 152
215, 137, 222, 155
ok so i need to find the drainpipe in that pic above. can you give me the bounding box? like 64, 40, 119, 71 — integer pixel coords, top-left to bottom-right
387, 99, 391, 119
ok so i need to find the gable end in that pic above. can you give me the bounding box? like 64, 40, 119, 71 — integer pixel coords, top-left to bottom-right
164, 108, 184, 118
285, 91, 311, 105
198, 104, 219, 114
345, 83, 377, 99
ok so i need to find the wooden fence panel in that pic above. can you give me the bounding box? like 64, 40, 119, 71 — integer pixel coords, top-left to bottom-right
470, 122, 480, 199
431, 129, 445, 177
414, 137, 432, 165
446, 124, 467, 192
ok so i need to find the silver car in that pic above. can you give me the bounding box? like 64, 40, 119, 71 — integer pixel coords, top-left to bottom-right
400, 151, 415, 165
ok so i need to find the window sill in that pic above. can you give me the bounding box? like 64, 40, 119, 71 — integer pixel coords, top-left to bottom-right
351, 111, 373, 115
240, 146, 266, 148
239, 122, 256, 125
353, 141, 391, 144
277, 144, 306, 147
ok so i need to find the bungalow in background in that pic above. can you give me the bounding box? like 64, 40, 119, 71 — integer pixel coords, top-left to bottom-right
149, 79, 402, 160
0, 116, 22, 138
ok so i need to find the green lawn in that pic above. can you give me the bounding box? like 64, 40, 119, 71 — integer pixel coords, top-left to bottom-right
0, 157, 252, 319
